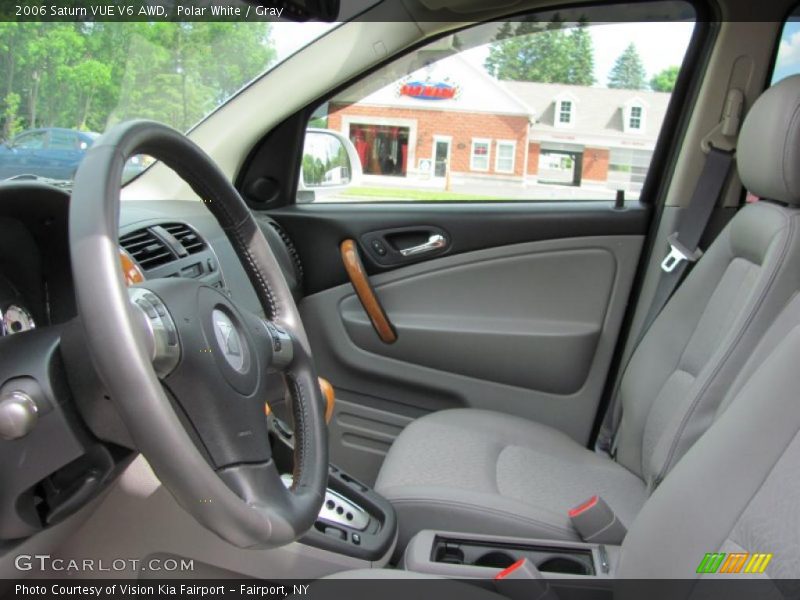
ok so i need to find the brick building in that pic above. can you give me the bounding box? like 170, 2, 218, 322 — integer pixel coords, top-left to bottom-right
327, 55, 670, 194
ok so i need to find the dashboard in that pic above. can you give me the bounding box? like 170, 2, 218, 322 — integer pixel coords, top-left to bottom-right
0, 180, 306, 541
0, 186, 75, 337
0, 182, 304, 337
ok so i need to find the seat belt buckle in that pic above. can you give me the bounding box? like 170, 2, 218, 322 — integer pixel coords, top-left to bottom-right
568, 496, 627, 545
494, 558, 558, 600
661, 232, 703, 273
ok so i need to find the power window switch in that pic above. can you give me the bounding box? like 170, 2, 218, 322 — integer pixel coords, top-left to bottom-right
370, 239, 387, 256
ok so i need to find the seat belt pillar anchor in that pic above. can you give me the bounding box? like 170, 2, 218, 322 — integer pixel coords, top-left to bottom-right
661, 232, 703, 273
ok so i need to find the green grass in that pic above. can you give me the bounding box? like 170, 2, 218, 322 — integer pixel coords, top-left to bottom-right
340, 186, 503, 201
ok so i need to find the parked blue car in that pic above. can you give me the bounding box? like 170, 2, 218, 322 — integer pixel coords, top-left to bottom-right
0, 128, 99, 181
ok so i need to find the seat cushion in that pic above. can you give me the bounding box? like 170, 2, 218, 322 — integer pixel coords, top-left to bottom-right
376, 408, 648, 551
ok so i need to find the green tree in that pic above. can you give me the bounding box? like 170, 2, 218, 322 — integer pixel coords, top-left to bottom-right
650, 65, 679, 92
2, 93, 22, 139
608, 43, 647, 90
484, 18, 569, 83
565, 18, 594, 86
484, 17, 595, 85
0, 22, 276, 136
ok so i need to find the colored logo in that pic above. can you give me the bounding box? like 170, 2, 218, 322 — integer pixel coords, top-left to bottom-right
399, 80, 459, 101
696, 552, 773, 574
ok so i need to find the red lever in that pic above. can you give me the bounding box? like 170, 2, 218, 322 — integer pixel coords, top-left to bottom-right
568, 495, 599, 518
495, 558, 527, 580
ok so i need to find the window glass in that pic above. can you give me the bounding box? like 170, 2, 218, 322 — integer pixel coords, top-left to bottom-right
49, 131, 77, 150
496, 141, 516, 173
0, 22, 336, 185
471, 139, 491, 171
773, 13, 800, 84
629, 106, 643, 129
300, 4, 695, 203
559, 101, 573, 124
13, 132, 48, 149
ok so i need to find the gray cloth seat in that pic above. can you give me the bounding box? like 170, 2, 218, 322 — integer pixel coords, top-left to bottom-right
376, 408, 648, 541
334, 290, 800, 586
375, 75, 800, 552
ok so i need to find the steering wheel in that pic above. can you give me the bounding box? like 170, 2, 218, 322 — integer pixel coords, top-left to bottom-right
68, 120, 328, 548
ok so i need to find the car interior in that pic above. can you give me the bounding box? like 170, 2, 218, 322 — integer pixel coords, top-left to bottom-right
2, 0, 800, 596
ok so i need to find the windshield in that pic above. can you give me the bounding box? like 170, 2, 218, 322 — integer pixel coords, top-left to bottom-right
0, 21, 335, 185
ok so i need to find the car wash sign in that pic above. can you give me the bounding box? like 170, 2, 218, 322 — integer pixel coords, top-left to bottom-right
399, 78, 460, 101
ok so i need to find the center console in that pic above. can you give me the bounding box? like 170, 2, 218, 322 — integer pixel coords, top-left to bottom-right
270, 416, 397, 562
403, 530, 615, 578
400, 530, 618, 600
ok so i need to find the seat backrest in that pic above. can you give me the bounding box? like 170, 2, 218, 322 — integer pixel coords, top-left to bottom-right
613, 75, 800, 489
617, 290, 800, 584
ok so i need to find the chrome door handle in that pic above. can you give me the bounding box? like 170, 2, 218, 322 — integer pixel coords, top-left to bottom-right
399, 234, 446, 257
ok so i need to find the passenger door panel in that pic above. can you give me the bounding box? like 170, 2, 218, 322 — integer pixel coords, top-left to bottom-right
275, 203, 646, 484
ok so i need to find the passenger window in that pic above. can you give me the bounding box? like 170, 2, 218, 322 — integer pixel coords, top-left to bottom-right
298, 3, 695, 203
753, 7, 800, 204
772, 9, 800, 84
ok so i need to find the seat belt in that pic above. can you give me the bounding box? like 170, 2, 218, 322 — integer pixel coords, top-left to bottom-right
636, 146, 735, 342
596, 145, 736, 456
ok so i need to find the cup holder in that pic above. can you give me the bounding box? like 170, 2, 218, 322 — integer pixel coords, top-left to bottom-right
434, 545, 465, 565
430, 536, 596, 576
538, 556, 591, 575
473, 551, 517, 569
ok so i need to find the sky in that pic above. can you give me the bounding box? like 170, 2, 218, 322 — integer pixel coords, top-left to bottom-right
773, 20, 800, 84
588, 22, 695, 87
269, 21, 696, 89
270, 22, 338, 63
461, 21, 696, 88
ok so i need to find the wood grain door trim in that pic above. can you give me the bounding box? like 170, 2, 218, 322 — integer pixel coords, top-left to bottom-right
340, 239, 397, 344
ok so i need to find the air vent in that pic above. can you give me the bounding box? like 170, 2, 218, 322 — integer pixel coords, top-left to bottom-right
119, 228, 175, 270
269, 221, 303, 278
163, 223, 206, 255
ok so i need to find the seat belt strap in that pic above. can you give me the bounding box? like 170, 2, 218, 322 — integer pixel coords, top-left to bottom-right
635, 146, 735, 347
597, 146, 735, 456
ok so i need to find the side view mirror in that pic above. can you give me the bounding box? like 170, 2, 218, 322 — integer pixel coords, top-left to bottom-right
298, 128, 362, 202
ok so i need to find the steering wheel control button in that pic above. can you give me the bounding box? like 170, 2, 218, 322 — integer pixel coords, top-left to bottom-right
352, 533, 361, 545
0, 391, 38, 440
164, 320, 179, 347
264, 321, 294, 369
135, 299, 158, 319
128, 288, 181, 378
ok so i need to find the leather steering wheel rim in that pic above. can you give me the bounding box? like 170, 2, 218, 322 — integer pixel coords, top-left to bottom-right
69, 120, 328, 548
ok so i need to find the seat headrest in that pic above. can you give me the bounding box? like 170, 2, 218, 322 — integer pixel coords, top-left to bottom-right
738, 74, 800, 205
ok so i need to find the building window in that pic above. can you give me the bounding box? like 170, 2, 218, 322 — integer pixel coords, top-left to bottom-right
471, 139, 491, 171
495, 140, 516, 174
558, 100, 573, 124
629, 106, 643, 130
623, 101, 646, 134
348, 123, 411, 176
